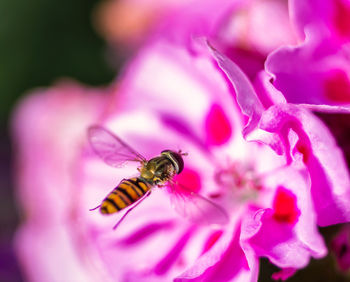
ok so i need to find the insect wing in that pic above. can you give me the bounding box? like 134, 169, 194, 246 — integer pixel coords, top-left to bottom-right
169, 183, 229, 225
88, 125, 146, 167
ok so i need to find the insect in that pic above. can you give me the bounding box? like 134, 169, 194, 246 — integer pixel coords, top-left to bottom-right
88, 125, 228, 229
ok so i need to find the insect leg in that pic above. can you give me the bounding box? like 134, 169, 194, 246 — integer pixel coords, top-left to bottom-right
113, 190, 152, 230
89, 205, 101, 211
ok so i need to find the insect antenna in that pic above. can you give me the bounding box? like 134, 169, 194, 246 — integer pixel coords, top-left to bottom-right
178, 150, 188, 156
113, 190, 152, 230
89, 205, 101, 211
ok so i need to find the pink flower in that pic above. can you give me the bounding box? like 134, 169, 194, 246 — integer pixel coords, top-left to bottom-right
12, 5, 350, 275
95, 0, 297, 72
12, 80, 111, 282
290, 0, 350, 42
12, 37, 350, 282
74, 40, 264, 281
78, 39, 350, 280
265, 0, 350, 107
262, 0, 350, 182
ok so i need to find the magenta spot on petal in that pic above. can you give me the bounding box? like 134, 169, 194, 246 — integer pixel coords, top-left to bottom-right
209, 192, 223, 199
324, 69, 350, 103
174, 168, 201, 194
295, 141, 310, 164
154, 229, 194, 275
333, 0, 350, 38
273, 186, 300, 224
202, 230, 223, 254
205, 104, 232, 145
119, 221, 174, 246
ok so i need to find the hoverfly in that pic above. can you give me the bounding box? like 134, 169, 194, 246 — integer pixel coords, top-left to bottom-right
88, 125, 228, 229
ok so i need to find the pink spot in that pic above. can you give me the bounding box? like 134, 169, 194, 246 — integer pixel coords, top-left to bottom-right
209, 192, 223, 199
154, 229, 193, 275
205, 104, 232, 145
202, 230, 223, 254
295, 141, 310, 164
273, 186, 300, 224
174, 168, 201, 194
324, 69, 350, 103
119, 221, 174, 246
333, 0, 350, 38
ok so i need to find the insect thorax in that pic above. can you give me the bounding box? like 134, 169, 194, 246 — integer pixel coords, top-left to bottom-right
140, 156, 176, 184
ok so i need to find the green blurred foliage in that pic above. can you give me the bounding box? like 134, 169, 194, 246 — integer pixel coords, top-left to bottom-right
0, 0, 114, 125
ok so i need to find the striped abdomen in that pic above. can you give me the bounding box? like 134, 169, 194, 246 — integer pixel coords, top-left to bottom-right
100, 177, 152, 214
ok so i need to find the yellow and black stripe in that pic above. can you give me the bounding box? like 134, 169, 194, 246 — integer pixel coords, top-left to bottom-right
100, 177, 151, 214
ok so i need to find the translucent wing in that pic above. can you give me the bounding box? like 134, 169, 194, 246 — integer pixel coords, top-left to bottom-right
88, 125, 146, 167
168, 182, 229, 225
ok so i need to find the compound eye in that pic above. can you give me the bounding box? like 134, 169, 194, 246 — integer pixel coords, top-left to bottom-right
161, 150, 184, 174
170, 152, 184, 174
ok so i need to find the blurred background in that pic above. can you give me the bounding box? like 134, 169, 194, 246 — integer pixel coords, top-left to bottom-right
0, 0, 113, 281
0, 0, 349, 281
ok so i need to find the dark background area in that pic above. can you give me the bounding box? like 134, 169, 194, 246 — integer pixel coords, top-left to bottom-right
0, 1, 349, 281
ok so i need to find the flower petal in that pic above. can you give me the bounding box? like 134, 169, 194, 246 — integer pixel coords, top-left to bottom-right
265, 24, 350, 107
241, 166, 326, 269
11, 81, 109, 282
176, 221, 259, 282
118, 40, 242, 148
259, 104, 350, 226
209, 45, 264, 138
